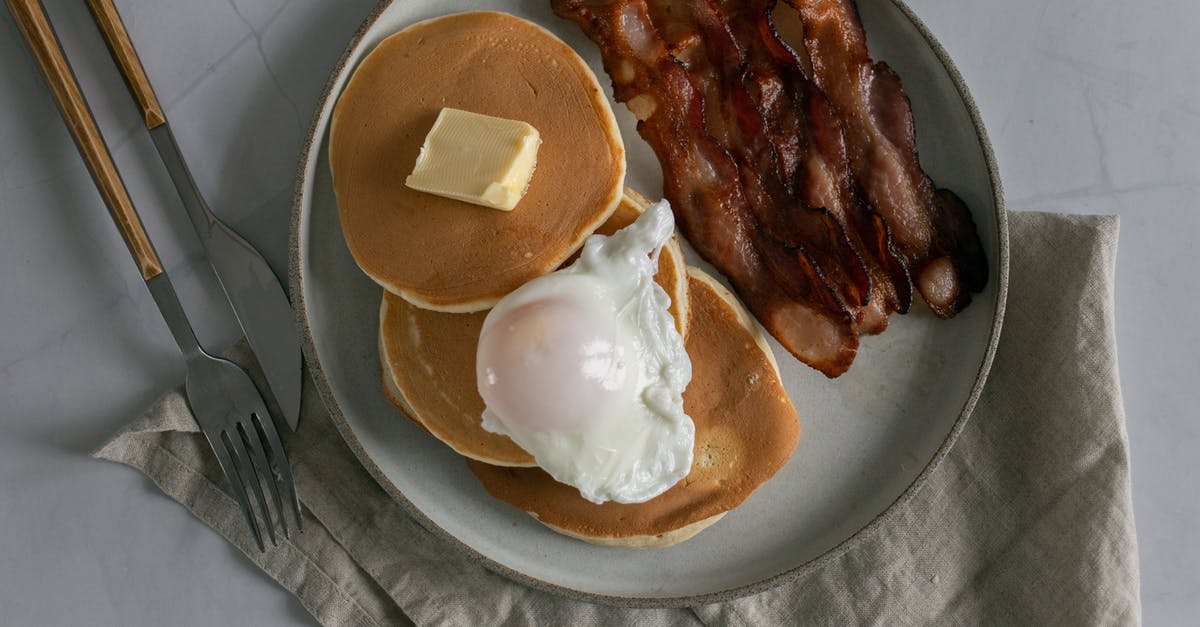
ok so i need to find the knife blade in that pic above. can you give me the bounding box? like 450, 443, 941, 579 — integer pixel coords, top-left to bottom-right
154, 124, 303, 430
86, 0, 303, 429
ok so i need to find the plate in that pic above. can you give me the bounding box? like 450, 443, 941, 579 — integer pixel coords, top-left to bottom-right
290, 0, 1008, 606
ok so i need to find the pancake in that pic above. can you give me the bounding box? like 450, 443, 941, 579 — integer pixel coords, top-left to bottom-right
537, 512, 725, 549
379, 190, 689, 466
379, 302, 527, 464
378, 336, 426, 434
467, 267, 800, 548
332, 12, 625, 312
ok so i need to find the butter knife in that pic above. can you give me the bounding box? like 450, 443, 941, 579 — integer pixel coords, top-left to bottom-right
85, 0, 302, 430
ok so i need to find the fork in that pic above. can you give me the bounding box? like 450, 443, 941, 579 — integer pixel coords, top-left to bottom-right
6, 0, 300, 550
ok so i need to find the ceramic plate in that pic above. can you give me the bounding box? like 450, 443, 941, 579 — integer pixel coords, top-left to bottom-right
290, 0, 1008, 606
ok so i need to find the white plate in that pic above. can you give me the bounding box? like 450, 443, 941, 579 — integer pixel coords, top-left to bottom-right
290, 0, 1008, 606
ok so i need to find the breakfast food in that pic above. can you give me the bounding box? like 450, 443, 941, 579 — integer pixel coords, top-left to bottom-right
552, 0, 988, 376
377, 190, 690, 468
553, 0, 858, 376
596, 187, 689, 339
330, 11, 625, 312
477, 199, 692, 505
786, 0, 988, 316
327, 7, 803, 548
332, 0, 985, 548
380, 304, 531, 465
660, 0, 911, 334
468, 267, 800, 547
645, 0, 880, 331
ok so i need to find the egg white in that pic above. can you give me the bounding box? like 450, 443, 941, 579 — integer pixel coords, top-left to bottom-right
478, 201, 694, 504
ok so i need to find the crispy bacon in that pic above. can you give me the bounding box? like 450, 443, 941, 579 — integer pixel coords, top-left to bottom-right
786, 0, 987, 316
552, 0, 859, 376
715, 0, 912, 333
645, 0, 871, 320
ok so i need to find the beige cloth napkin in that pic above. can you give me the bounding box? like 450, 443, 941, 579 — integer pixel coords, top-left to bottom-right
94, 212, 1140, 626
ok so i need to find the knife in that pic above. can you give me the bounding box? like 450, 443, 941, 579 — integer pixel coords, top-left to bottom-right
84, 0, 302, 430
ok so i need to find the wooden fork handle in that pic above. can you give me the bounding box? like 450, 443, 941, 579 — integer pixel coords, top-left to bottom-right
6, 0, 163, 280
84, 0, 165, 129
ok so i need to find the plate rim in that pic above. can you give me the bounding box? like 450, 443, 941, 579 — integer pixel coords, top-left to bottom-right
288, 0, 1010, 608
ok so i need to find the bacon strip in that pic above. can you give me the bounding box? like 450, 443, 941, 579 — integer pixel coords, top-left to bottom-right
645, 0, 871, 321
786, 0, 987, 316
715, 0, 913, 332
552, 0, 859, 376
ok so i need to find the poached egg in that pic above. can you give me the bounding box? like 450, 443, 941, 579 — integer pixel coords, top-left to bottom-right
476, 200, 693, 504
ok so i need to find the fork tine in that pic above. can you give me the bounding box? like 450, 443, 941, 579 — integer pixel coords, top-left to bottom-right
204, 429, 264, 551
253, 411, 302, 532
224, 429, 276, 547
239, 418, 288, 539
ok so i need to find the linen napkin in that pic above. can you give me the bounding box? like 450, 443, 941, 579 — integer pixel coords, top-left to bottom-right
94, 211, 1141, 626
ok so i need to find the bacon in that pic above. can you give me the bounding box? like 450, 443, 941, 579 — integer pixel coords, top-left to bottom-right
552, 0, 859, 376
786, 0, 987, 316
714, 0, 912, 332
645, 0, 871, 320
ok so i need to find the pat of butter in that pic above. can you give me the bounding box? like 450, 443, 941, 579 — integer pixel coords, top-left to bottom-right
405, 108, 541, 211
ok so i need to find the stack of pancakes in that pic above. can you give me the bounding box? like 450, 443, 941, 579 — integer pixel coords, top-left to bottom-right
332, 11, 800, 548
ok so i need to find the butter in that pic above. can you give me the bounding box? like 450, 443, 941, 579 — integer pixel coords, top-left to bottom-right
405, 108, 542, 211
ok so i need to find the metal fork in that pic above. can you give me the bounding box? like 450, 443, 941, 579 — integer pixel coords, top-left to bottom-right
6, 0, 299, 550
179, 318, 303, 549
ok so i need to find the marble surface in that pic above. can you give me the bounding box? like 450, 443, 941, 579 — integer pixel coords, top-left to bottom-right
0, 0, 1195, 624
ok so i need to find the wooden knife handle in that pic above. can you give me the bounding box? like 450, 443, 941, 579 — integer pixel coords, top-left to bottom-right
84, 0, 165, 129
6, 0, 163, 280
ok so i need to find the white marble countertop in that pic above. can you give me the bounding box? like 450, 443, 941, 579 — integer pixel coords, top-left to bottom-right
1, 0, 1195, 624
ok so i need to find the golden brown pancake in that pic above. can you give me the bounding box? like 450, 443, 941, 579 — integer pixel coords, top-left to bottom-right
536, 512, 725, 549
378, 337, 427, 434
378, 190, 689, 466
379, 301, 529, 465
467, 267, 800, 547
332, 12, 625, 312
